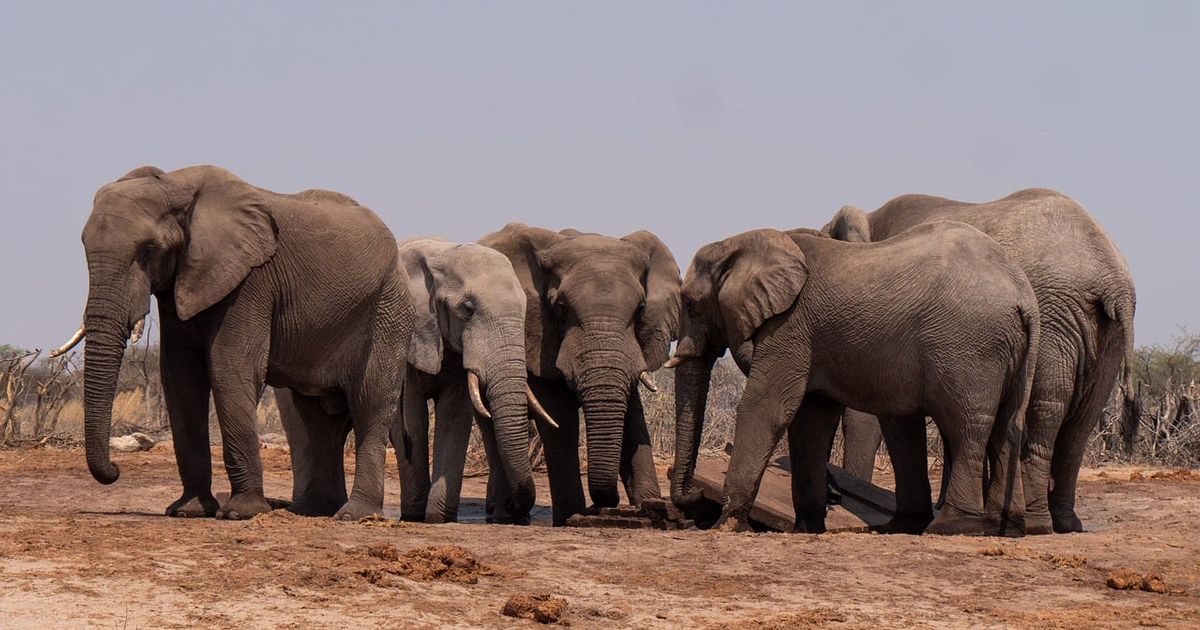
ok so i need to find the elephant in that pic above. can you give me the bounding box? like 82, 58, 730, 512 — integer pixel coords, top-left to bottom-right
668, 223, 1039, 536
477, 224, 681, 526
277, 238, 548, 523
56, 165, 413, 521
821, 188, 1136, 534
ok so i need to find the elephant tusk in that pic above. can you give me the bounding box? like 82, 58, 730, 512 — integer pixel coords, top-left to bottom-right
129, 318, 145, 345
50, 324, 86, 358
662, 356, 685, 369
467, 372, 491, 419
638, 371, 659, 392
526, 384, 559, 429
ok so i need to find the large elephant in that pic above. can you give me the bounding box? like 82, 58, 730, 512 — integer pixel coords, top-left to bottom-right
478, 224, 681, 526
278, 238, 546, 523
669, 224, 1039, 536
822, 189, 1136, 534
58, 165, 413, 521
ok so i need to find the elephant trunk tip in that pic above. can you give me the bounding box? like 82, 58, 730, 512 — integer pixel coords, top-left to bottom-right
89, 459, 120, 485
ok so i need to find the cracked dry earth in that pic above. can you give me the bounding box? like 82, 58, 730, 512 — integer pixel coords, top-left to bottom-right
1, 446, 1198, 629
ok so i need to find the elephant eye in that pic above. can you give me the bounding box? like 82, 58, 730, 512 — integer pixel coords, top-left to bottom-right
458, 298, 475, 318
137, 242, 161, 264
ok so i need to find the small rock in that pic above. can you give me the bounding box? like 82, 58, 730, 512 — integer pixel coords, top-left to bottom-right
109, 432, 155, 452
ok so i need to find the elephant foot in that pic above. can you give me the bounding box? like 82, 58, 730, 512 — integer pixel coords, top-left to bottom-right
487, 514, 532, 526
1051, 511, 1085, 534
215, 492, 272, 520
714, 512, 752, 533
424, 512, 458, 525
166, 493, 219, 518
334, 497, 384, 521
924, 505, 994, 537
1024, 511, 1054, 536
873, 511, 934, 535
287, 495, 344, 517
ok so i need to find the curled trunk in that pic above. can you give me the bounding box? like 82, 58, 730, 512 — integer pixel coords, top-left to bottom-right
670, 357, 715, 508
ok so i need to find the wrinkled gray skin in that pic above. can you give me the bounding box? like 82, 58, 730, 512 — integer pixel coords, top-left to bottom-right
76, 165, 412, 521
823, 189, 1136, 534
479, 224, 681, 526
278, 239, 536, 523
670, 224, 1039, 536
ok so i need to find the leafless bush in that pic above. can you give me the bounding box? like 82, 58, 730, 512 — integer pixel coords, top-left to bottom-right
642, 357, 746, 457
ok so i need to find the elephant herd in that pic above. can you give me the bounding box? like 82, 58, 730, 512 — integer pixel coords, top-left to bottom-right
58, 165, 1135, 538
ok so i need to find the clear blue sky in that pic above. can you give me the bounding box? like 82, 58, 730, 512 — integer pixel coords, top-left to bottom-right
1, 2, 1195, 349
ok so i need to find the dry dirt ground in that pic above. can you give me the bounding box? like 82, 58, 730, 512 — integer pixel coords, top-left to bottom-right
1, 445, 1198, 629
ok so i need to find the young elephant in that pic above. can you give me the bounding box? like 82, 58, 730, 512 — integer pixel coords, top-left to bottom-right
669, 223, 1039, 536
394, 238, 550, 524
57, 165, 413, 521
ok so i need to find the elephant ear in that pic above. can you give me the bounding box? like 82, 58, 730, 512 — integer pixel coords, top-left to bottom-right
167, 167, 279, 321
398, 244, 443, 374
478, 223, 565, 378
821, 205, 872, 242
621, 230, 682, 371
714, 230, 808, 347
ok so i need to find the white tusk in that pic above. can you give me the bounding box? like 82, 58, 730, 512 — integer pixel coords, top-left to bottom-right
467, 372, 491, 419
526, 384, 559, 429
130, 318, 145, 345
50, 325, 86, 358
638, 371, 659, 392
662, 356, 684, 369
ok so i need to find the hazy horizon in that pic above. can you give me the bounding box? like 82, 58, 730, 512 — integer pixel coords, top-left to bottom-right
2, 3, 1196, 351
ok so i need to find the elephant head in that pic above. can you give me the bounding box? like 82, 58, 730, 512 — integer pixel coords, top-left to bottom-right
666, 229, 808, 508
399, 238, 539, 516
820, 205, 872, 242
67, 165, 277, 485
479, 224, 681, 507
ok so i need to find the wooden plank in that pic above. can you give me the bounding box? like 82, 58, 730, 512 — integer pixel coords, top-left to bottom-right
772, 455, 898, 514
690, 459, 871, 533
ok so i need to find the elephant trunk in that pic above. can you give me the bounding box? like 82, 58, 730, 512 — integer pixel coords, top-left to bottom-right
577, 356, 633, 509
82, 274, 133, 484
670, 356, 715, 509
484, 348, 536, 517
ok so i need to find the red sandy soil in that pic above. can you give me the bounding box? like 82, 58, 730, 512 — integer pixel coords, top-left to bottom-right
1, 445, 1197, 629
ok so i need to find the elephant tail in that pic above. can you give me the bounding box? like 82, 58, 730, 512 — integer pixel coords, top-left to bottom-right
1102, 289, 1139, 453
1003, 304, 1040, 438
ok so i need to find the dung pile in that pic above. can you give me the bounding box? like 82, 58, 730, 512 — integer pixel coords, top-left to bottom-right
356, 543, 492, 586
1106, 568, 1168, 593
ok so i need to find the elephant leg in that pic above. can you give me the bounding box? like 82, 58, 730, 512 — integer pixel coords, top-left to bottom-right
787, 395, 842, 533
160, 335, 218, 518
718, 351, 808, 532
925, 408, 991, 536
529, 376, 584, 526
395, 374, 431, 522
338, 382, 400, 521
1050, 334, 1125, 534
281, 390, 351, 517
840, 409, 882, 482
620, 390, 662, 507
426, 377, 473, 524
207, 325, 272, 521
1019, 338, 1073, 535
875, 415, 933, 534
